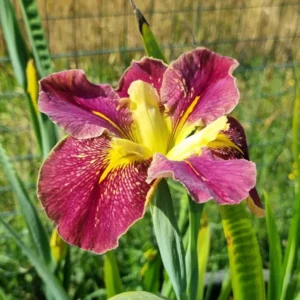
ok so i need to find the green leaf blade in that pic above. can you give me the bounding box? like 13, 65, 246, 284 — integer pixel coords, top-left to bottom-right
109, 291, 169, 300
18, 0, 52, 77
197, 212, 211, 300
0, 0, 30, 87
151, 180, 187, 300
104, 251, 124, 298
280, 63, 300, 300
185, 196, 204, 300
220, 203, 266, 300
134, 8, 167, 63
0, 216, 68, 300
0, 143, 52, 268
265, 191, 282, 300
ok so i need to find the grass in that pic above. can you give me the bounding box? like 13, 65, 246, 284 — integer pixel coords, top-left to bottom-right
0, 0, 299, 298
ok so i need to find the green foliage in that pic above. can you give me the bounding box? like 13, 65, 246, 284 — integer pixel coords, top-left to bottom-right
132, 7, 166, 63
18, 0, 52, 77
151, 180, 187, 300
217, 272, 231, 300
0, 143, 52, 268
0, 0, 30, 87
265, 191, 282, 300
110, 291, 169, 300
197, 212, 211, 300
280, 63, 300, 300
0, 0, 57, 157
185, 196, 204, 300
220, 203, 266, 300
141, 249, 162, 293
0, 216, 68, 300
104, 251, 124, 298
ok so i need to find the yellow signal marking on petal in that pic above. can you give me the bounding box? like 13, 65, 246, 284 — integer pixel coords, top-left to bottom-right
92, 110, 127, 136
208, 133, 243, 154
173, 96, 201, 145
98, 138, 151, 183
26, 59, 39, 113
167, 116, 229, 161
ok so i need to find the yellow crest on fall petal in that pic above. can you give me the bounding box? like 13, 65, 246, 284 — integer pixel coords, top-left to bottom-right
167, 116, 229, 160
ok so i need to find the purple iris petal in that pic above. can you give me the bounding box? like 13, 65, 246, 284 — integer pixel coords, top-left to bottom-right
39, 70, 132, 139
37, 135, 151, 254
210, 116, 264, 211
147, 151, 256, 205
161, 48, 239, 131
116, 57, 167, 98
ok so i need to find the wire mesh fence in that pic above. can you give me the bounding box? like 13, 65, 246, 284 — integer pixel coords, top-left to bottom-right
0, 0, 299, 262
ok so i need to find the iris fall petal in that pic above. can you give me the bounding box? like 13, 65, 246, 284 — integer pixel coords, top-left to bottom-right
147, 151, 256, 205
37, 135, 151, 254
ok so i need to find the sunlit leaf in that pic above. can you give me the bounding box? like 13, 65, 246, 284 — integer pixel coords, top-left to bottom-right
131, 4, 166, 63
220, 203, 266, 300
109, 291, 169, 300
18, 0, 52, 77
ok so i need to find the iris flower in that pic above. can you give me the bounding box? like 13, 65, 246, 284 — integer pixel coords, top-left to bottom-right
37, 48, 263, 254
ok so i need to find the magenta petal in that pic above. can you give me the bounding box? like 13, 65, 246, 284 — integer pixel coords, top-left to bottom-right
37, 135, 151, 254
161, 48, 239, 130
116, 57, 167, 98
39, 70, 132, 139
210, 116, 250, 160
210, 116, 264, 212
147, 151, 256, 205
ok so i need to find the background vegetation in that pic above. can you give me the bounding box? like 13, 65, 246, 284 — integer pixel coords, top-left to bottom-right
0, 0, 299, 298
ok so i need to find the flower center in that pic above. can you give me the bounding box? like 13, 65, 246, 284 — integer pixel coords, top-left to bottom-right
128, 80, 171, 155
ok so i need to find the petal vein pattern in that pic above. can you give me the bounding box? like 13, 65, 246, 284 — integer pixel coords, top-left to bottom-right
161, 48, 239, 145
37, 135, 151, 254
39, 70, 132, 139
147, 152, 256, 205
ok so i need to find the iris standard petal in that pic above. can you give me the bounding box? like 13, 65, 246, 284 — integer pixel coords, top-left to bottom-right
208, 116, 264, 216
116, 57, 167, 98
147, 151, 256, 205
161, 48, 239, 144
39, 70, 132, 139
37, 135, 151, 254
